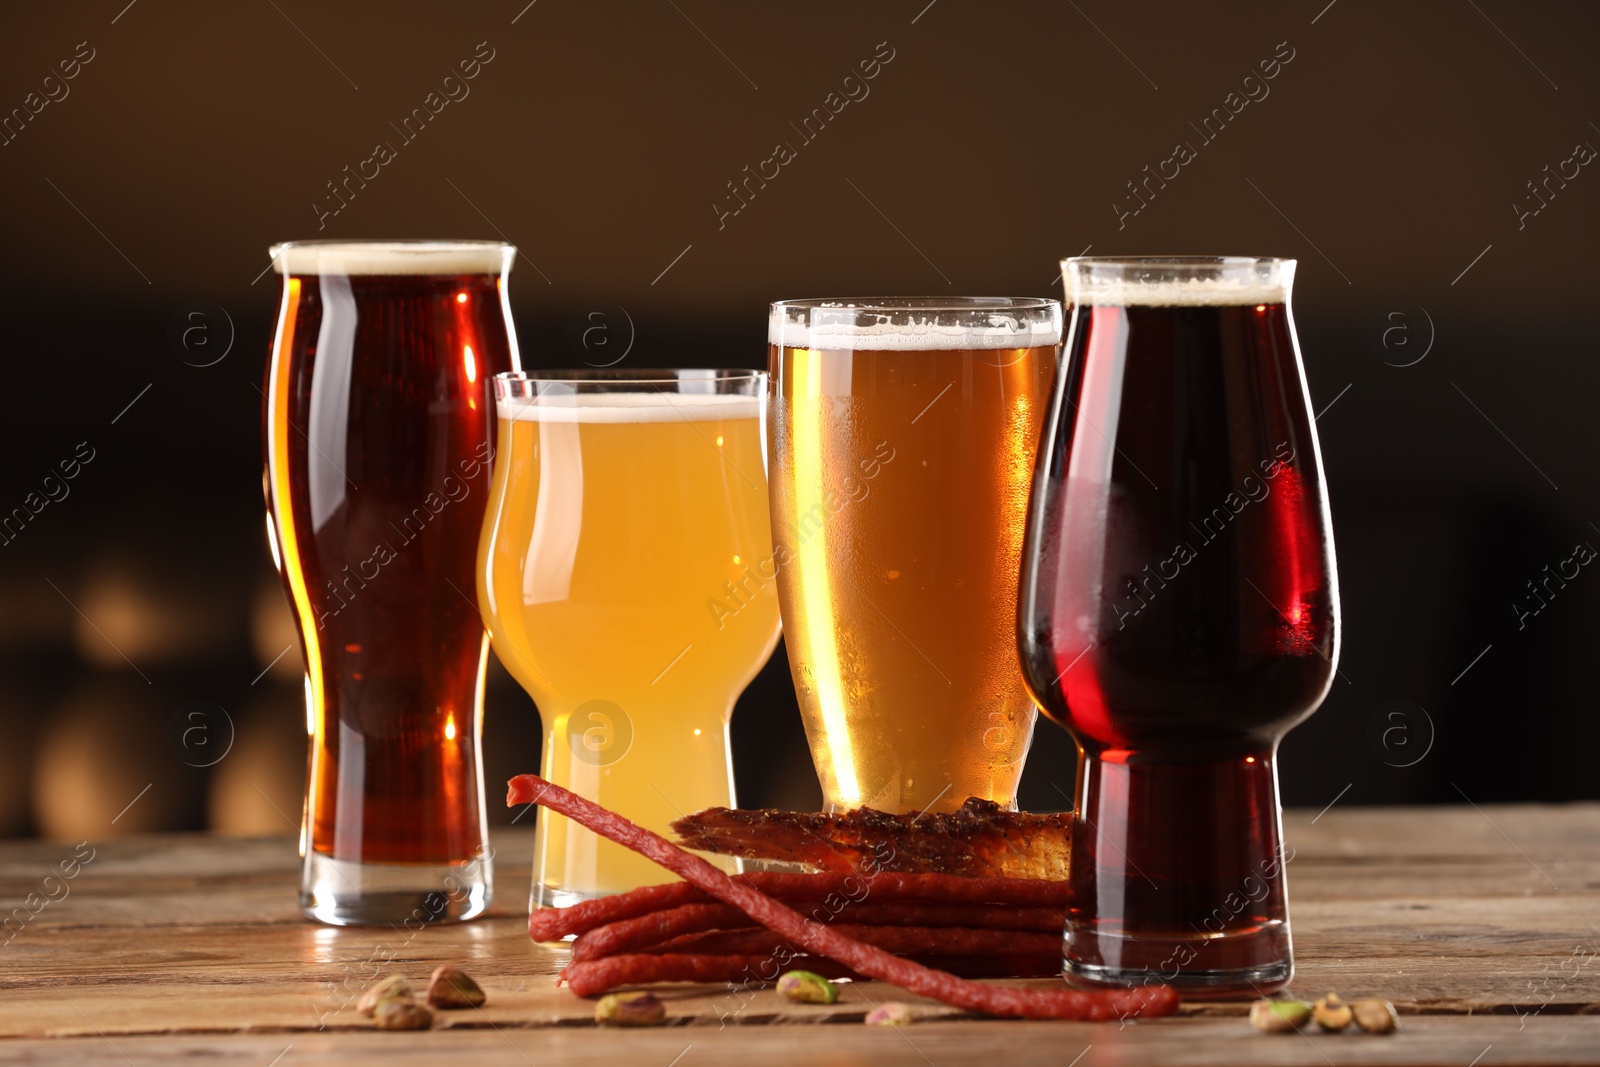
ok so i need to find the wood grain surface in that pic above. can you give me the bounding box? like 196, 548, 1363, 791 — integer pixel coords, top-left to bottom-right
2, 804, 1598, 1065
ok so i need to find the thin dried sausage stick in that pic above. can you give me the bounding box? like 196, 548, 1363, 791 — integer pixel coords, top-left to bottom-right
571, 900, 1064, 962
532, 871, 1070, 941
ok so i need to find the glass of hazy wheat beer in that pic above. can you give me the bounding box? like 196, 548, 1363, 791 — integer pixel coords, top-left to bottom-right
264, 240, 520, 925
478, 370, 781, 906
767, 298, 1061, 813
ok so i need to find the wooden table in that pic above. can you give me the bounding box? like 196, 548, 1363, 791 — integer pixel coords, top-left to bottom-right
3, 805, 1598, 1065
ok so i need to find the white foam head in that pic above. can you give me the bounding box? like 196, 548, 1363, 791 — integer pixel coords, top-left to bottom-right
1063, 258, 1293, 307
271, 241, 514, 276
769, 301, 1061, 351
498, 392, 761, 424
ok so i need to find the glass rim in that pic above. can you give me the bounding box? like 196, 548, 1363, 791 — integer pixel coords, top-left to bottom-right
770, 296, 1058, 313
769, 297, 1061, 348
492, 369, 765, 385
1060, 256, 1295, 306
1061, 255, 1294, 270
269, 238, 514, 255
268, 239, 517, 277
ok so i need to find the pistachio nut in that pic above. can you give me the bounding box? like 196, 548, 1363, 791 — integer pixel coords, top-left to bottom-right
357, 974, 414, 1018
1249, 998, 1311, 1033
427, 965, 487, 1009
595, 992, 667, 1026
777, 970, 840, 1005
1313, 993, 1354, 1032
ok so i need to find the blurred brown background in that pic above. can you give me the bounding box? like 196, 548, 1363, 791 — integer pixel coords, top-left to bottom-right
1, 0, 1597, 841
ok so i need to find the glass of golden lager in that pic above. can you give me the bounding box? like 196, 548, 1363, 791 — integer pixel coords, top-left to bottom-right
478, 370, 781, 906
768, 298, 1061, 814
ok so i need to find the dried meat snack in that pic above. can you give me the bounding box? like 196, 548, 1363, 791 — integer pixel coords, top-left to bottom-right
672, 799, 1071, 879
531, 870, 1071, 942
569, 899, 1066, 962
508, 773, 1175, 1022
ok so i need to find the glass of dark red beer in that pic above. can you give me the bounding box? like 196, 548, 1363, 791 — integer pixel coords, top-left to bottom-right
263, 240, 520, 925
1018, 256, 1339, 994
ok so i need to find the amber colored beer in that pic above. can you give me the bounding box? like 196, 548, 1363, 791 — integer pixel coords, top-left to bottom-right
767, 298, 1061, 814
264, 240, 518, 925
478, 376, 780, 903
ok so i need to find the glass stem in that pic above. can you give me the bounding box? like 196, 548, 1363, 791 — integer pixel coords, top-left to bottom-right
1065, 746, 1294, 995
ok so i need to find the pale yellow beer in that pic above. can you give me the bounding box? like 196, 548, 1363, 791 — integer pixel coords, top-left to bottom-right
478, 377, 780, 902
768, 298, 1061, 814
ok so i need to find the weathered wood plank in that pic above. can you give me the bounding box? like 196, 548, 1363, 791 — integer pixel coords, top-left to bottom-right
2, 804, 1597, 1064
0, 1017, 1597, 1067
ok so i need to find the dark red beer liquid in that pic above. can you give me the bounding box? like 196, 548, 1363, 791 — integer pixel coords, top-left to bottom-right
265, 271, 513, 866
1019, 300, 1336, 991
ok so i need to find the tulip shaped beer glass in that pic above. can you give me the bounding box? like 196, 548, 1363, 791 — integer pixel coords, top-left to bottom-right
265, 240, 519, 925
478, 371, 781, 905
1018, 257, 1339, 993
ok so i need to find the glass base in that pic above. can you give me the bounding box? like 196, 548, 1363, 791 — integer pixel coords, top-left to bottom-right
1067, 958, 1293, 997
532, 884, 601, 911
300, 850, 492, 926
1064, 920, 1293, 998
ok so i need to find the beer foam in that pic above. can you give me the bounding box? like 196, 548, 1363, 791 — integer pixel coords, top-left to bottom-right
1064, 260, 1293, 307
271, 241, 513, 276
498, 391, 761, 424
768, 311, 1061, 351
1067, 276, 1288, 307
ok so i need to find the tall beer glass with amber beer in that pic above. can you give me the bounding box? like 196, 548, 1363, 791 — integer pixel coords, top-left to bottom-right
478, 371, 781, 905
264, 240, 520, 925
767, 298, 1061, 813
